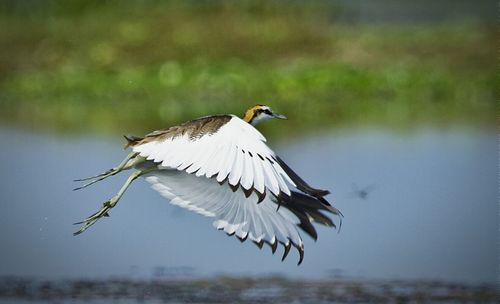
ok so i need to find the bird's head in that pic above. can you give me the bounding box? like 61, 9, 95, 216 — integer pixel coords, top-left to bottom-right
242, 105, 287, 126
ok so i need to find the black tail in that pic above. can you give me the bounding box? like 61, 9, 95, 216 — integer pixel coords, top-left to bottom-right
278, 191, 342, 241
276, 156, 330, 198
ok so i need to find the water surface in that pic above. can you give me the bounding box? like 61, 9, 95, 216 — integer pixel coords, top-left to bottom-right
0, 126, 495, 283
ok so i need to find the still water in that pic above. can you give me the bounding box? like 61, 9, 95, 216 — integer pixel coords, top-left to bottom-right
0, 126, 496, 283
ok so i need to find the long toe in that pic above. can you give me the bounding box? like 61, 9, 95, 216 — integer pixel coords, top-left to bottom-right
73, 169, 113, 182
73, 204, 112, 235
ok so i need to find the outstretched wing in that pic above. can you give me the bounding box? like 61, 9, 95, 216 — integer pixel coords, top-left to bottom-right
131, 114, 341, 263
145, 169, 340, 264
132, 115, 296, 198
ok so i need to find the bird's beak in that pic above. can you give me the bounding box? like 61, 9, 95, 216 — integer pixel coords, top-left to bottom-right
273, 113, 287, 119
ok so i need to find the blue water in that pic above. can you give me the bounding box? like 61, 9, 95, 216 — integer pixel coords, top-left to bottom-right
0, 126, 496, 284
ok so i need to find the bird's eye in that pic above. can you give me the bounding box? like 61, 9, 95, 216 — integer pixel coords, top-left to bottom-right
263, 109, 273, 115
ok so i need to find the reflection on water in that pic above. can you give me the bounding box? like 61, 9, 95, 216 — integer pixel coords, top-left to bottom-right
0, 126, 496, 284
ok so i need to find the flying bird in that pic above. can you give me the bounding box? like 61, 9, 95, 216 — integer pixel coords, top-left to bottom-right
350, 183, 377, 200
74, 105, 342, 264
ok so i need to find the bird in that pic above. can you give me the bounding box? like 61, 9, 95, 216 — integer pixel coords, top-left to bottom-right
73, 105, 342, 265
350, 183, 376, 200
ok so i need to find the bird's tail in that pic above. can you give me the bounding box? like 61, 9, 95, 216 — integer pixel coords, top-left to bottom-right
278, 191, 343, 241
123, 135, 143, 149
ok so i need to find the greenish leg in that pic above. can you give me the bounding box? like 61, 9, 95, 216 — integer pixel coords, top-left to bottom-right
73, 152, 139, 190
73, 168, 154, 235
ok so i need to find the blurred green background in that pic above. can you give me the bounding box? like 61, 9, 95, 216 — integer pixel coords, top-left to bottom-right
0, 3, 497, 298
0, 0, 495, 136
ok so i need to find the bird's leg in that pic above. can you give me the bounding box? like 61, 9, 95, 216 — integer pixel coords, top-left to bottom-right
73, 168, 153, 235
73, 152, 139, 190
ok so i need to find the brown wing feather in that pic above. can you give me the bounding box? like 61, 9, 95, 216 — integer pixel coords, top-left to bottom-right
123, 115, 232, 148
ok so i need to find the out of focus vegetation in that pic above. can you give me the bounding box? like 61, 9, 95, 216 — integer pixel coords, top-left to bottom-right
0, 0, 495, 136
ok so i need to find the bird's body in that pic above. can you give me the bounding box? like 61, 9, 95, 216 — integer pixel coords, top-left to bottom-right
74, 105, 341, 264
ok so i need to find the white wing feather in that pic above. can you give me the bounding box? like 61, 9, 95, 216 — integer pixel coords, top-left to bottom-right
240, 152, 254, 190
228, 146, 244, 186
133, 116, 296, 196
144, 169, 302, 248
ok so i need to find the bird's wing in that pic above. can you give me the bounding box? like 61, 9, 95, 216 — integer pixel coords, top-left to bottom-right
144, 169, 306, 263
132, 115, 296, 197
